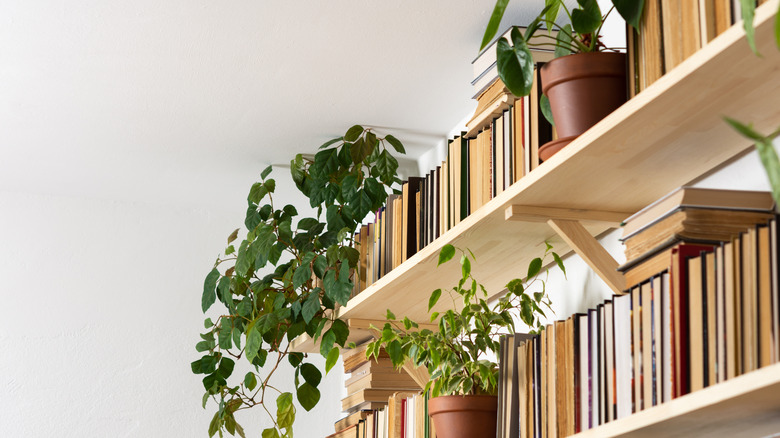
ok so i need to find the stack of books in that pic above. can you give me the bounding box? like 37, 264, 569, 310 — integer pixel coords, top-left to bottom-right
329, 391, 433, 438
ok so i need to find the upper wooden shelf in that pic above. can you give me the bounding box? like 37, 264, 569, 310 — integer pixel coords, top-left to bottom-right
291, 2, 780, 352
571, 363, 780, 437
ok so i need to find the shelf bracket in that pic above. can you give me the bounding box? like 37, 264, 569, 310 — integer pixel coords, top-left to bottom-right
546, 218, 626, 294
505, 205, 628, 226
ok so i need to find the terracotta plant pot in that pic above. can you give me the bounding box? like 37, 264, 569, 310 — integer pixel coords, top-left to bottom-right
428, 395, 497, 438
538, 52, 627, 161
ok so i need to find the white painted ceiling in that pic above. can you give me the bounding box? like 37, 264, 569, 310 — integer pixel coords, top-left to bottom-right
1, 1, 569, 208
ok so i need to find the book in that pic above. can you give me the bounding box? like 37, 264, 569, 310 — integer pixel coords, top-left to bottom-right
621, 187, 774, 239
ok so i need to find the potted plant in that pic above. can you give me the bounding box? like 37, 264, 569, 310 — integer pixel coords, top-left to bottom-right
191, 125, 405, 437
481, 0, 645, 160
366, 243, 565, 438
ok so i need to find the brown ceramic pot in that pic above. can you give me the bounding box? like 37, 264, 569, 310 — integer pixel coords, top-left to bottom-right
428, 395, 497, 438
538, 52, 627, 161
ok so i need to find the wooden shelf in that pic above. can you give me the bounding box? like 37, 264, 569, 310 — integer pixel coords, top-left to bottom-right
292, 1, 780, 351
571, 363, 780, 437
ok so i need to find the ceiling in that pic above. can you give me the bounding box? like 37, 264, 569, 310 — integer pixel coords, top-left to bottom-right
1, 1, 574, 209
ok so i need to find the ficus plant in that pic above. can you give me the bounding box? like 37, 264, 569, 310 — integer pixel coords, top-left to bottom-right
481, 0, 644, 100
366, 243, 565, 397
192, 125, 405, 438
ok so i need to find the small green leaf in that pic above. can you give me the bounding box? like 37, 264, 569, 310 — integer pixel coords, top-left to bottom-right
571, 0, 602, 36
248, 182, 268, 204
754, 137, 780, 207
384, 135, 406, 154
740, 0, 759, 55
430, 311, 440, 322
300, 363, 322, 386
319, 330, 336, 357
262, 428, 281, 438
261, 165, 273, 180
438, 245, 456, 266
202, 392, 210, 409
387, 340, 402, 365
227, 228, 239, 244
461, 255, 471, 277
292, 263, 311, 289
218, 357, 235, 379
202, 269, 219, 313
344, 125, 364, 142
195, 341, 211, 353
480, 0, 511, 50
301, 293, 320, 324
540, 94, 555, 126
296, 382, 321, 411
527, 257, 542, 279
330, 319, 350, 347
552, 252, 566, 278
386, 309, 396, 320
724, 117, 764, 141
429, 289, 442, 311
246, 326, 262, 363
276, 392, 295, 429
244, 372, 257, 391
497, 28, 535, 97
613, 0, 645, 29
218, 319, 233, 350
208, 412, 221, 437
325, 347, 340, 373
319, 137, 343, 150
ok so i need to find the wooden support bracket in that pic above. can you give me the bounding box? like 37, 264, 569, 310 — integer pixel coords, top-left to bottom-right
505, 205, 627, 294
505, 205, 629, 226
546, 219, 626, 294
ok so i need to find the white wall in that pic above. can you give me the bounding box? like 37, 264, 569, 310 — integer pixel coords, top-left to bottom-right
0, 172, 343, 437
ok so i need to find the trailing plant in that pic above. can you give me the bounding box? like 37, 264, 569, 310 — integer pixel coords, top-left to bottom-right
366, 243, 565, 397
480, 0, 644, 99
192, 125, 405, 437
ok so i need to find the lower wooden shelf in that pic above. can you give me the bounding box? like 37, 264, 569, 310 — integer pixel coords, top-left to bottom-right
571, 363, 780, 437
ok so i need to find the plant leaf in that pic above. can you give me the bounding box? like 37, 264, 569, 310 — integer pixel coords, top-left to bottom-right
325, 347, 340, 373
497, 28, 535, 97
740, 0, 759, 55
480, 0, 511, 50
527, 257, 543, 279
244, 372, 257, 391
428, 288, 442, 311
319, 137, 342, 150
261, 165, 273, 180
540, 94, 555, 126
296, 382, 321, 411
202, 268, 219, 313
571, 0, 602, 36
385, 134, 406, 154
552, 252, 566, 278
344, 125, 364, 142
544, 0, 562, 32
754, 137, 780, 207
724, 117, 764, 141
438, 244, 456, 266
612, 0, 645, 29
554, 24, 573, 59
300, 363, 322, 387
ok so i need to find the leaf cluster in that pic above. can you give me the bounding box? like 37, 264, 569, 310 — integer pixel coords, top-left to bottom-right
194, 125, 403, 437
366, 243, 565, 398
483, 0, 644, 99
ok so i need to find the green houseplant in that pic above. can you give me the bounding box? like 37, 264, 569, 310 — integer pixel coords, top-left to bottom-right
366, 243, 565, 438
192, 125, 405, 438
482, 0, 644, 160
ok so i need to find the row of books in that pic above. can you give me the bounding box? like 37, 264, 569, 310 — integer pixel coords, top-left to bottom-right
628, 0, 764, 96
350, 79, 554, 295
340, 344, 420, 414
329, 392, 435, 438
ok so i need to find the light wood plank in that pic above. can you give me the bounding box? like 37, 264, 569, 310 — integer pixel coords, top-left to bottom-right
571, 363, 780, 437
547, 219, 625, 294
505, 205, 629, 226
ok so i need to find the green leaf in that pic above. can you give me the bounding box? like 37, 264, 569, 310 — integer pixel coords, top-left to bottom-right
754, 137, 780, 207
301, 293, 320, 324
244, 372, 257, 391
527, 257, 542, 279
553, 24, 572, 60
571, 0, 601, 36
552, 252, 566, 278
544, 0, 562, 32
345, 125, 364, 142
331, 319, 350, 347
325, 347, 340, 373
195, 341, 211, 353
248, 182, 268, 205
429, 289, 442, 311
387, 340, 402, 365
438, 245, 456, 266
506, 278, 524, 295
276, 392, 295, 429
218, 319, 233, 350
319, 137, 343, 150
217, 276, 232, 307
218, 357, 235, 379
202, 269, 219, 313
461, 254, 471, 277
497, 28, 535, 98
208, 412, 221, 437
341, 174, 359, 200
236, 241, 251, 277
319, 329, 336, 357
724, 117, 764, 141
262, 428, 281, 438
386, 309, 396, 320
261, 165, 273, 180
297, 382, 321, 411
300, 363, 322, 386
612, 0, 645, 29
246, 326, 262, 363
292, 262, 312, 290
741, 0, 759, 55
202, 392, 210, 409
480, 0, 511, 50
227, 228, 239, 245
385, 135, 406, 154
